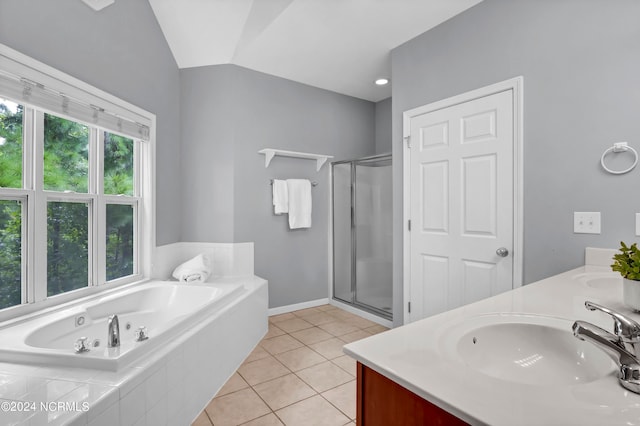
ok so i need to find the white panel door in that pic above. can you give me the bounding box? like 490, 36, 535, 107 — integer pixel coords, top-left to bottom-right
408, 89, 514, 321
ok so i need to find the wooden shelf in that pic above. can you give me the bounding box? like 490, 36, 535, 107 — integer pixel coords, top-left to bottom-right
258, 148, 333, 171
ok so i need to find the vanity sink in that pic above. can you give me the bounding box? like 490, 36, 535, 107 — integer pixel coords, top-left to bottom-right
445, 314, 616, 386
572, 272, 621, 289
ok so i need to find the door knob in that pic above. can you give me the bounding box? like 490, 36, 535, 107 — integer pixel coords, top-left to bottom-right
496, 247, 509, 257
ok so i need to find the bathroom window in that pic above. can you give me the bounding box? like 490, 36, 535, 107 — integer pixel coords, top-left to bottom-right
106, 203, 134, 281
0, 45, 154, 318
47, 201, 89, 296
104, 132, 134, 196
0, 199, 22, 309
0, 104, 146, 307
0, 99, 25, 309
0, 99, 23, 189
44, 113, 89, 193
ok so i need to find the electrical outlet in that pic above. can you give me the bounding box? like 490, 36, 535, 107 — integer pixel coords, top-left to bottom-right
574, 212, 601, 234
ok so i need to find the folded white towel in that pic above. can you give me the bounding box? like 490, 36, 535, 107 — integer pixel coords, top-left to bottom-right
272, 179, 288, 215
287, 179, 312, 229
172, 253, 212, 283
182, 272, 207, 283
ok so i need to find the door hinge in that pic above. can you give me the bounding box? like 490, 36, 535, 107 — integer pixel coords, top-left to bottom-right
408, 301, 411, 313
404, 135, 411, 149
408, 219, 411, 231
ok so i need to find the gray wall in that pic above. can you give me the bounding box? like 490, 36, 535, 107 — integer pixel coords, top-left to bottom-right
180, 66, 236, 242
391, 0, 640, 325
0, 0, 182, 245
375, 97, 392, 154
181, 65, 375, 307
1, 1, 378, 309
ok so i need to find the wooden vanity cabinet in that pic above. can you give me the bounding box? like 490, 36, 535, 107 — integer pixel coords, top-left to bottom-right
356, 362, 469, 426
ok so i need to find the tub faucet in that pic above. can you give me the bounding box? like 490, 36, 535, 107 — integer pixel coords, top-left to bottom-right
573, 301, 640, 393
107, 314, 120, 348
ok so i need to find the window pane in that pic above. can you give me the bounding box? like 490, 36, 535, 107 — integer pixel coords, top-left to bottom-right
104, 132, 134, 196
47, 202, 88, 296
0, 99, 23, 189
106, 204, 134, 281
0, 200, 22, 309
44, 114, 89, 193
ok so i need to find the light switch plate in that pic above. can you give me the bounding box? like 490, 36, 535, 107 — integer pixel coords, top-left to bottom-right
574, 212, 601, 234
636, 213, 640, 236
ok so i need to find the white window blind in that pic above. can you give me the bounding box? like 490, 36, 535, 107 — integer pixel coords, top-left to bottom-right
0, 52, 150, 141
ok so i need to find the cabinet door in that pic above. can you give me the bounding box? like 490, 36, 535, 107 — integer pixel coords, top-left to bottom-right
357, 363, 468, 426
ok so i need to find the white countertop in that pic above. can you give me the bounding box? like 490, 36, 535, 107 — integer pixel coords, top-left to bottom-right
344, 265, 640, 425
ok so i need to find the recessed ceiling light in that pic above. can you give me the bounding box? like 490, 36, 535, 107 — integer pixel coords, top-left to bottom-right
374, 78, 389, 86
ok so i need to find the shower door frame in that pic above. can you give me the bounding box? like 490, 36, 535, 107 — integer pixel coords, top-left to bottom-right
331, 153, 392, 320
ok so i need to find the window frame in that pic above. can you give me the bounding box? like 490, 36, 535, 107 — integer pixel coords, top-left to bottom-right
0, 43, 155, 322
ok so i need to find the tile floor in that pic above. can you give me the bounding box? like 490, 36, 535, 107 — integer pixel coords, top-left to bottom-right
192, 304, 388, 426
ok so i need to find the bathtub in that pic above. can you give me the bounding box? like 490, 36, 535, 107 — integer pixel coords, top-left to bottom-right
0, 280, 250, 371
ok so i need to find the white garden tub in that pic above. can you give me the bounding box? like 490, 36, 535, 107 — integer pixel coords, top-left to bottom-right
0, 280, 248, 371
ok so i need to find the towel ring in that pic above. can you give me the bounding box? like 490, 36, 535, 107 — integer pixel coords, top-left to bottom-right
601, 142, 638, 175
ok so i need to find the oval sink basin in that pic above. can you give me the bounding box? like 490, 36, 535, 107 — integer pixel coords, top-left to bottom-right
446, 315, 616, 386
572, 272, 621, 289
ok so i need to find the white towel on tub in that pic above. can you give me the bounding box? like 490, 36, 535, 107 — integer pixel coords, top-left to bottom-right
272, 179, 288, 214
287, 179, 312, 229
172, 253, 212, 283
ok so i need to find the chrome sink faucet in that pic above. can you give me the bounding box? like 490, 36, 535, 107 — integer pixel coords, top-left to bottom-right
573, 301, 640, 393
107, 314, 120, 348
584, 301, 640, 357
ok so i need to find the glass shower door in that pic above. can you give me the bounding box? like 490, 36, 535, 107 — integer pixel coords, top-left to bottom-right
332, 154, 392, 320
353, 157, 392, 315
332, 162, 353, 303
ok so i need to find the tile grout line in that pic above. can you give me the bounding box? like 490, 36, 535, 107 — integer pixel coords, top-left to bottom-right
237, 323, 327, 424
204, 408, 215, 426
246, 378, 283, 423
280, 326, 357, 421
200, 305, 385, 425
246, 332, 353, 422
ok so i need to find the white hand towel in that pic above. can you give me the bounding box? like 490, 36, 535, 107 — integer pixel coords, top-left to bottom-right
287, 179, 312, 229
272, 179, 288, 214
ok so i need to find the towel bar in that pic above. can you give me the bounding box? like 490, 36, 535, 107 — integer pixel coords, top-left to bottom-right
270, 179, 318, 187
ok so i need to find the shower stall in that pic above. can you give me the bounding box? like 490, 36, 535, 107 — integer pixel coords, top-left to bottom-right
332, 154, 392, 320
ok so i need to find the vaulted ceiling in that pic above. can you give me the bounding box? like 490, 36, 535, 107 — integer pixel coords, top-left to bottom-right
148, 0, 482, 102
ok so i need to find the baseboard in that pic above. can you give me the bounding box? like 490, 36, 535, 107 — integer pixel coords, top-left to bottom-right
329, 299, 393, 328
268, 298, 329, 316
